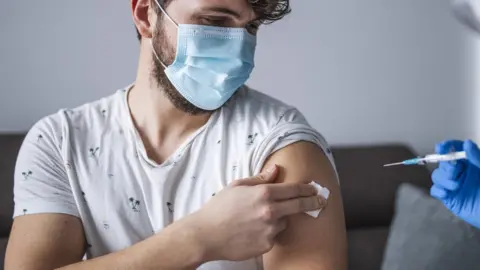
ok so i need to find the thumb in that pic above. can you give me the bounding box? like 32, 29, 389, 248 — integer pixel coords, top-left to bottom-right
464, 140, 480, 168
435, 140, 464, 154
230, 165, 278, 187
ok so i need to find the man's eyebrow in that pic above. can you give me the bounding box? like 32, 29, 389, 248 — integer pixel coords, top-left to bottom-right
196, 7, 242, 19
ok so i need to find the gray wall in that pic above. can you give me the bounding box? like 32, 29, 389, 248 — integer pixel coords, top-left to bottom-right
0, 0, 475, 154
473, 35, 480, 145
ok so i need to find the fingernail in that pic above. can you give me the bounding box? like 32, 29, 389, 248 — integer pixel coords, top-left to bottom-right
266, 164, 277, 174
318, 196, 327, 207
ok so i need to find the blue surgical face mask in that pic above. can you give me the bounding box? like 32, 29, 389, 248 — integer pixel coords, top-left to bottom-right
151, 1, 257, 111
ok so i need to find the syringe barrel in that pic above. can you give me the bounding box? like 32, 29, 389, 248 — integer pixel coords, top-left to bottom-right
425, 151, 467, 162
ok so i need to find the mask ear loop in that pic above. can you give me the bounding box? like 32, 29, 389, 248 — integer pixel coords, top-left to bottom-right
151, 0, 179, 69
153, 0, 178, 27
150, 39, 167, 69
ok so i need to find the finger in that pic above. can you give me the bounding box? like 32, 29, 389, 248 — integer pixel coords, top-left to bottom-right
438, 154, 468, 177
464, 140, 480, 168
430, 184, 448, 200
435, 140, 464, 154
274, 195, 327, 218
431, 169, 460, 191
439, 160, 466, 180
231, 165, 278, 187
266, 183, 318, 200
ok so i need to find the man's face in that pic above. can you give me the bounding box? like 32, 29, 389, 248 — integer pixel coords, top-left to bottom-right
151, 0, 259, 115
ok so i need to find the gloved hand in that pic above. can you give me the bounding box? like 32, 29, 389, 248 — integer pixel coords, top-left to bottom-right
430, 139, 480, 229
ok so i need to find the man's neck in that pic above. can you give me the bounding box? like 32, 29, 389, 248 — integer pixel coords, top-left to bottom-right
128, 50, 212, 163
128, 82, 212, 163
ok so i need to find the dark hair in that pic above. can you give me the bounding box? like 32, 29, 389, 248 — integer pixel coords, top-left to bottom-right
249, 0, 291, 25
135, 0, 290, 41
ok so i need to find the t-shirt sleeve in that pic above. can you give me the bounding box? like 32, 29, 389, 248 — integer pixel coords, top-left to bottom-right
13, 115, 80, 218
251, 108, 339, 182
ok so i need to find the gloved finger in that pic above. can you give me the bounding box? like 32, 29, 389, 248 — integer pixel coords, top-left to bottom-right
435, 140, 465, 154
464, 140, 480, 169
438, 160, 466, 180
431, 169, 460, 191
430, 184, 448, 200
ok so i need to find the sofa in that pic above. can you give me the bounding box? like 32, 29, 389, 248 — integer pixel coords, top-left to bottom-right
0, 134, 432, 270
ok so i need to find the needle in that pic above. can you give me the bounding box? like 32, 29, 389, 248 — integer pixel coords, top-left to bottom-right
383, 162, 405, 167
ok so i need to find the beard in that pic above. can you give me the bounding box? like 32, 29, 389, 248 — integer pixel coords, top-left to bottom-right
151, 20, 211, 115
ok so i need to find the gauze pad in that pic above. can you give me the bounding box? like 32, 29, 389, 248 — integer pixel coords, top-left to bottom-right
305, 181, 330, 218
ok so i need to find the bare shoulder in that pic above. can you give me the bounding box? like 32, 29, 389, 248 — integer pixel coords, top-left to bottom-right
265, 141, 337, 183
5, 214, 85, 270
261, 141, 348, 270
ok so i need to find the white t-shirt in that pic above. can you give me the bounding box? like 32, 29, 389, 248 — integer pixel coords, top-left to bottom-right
13, 85, 336, 270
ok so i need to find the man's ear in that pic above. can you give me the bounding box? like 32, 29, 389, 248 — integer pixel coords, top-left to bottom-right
131, 0, 153, 40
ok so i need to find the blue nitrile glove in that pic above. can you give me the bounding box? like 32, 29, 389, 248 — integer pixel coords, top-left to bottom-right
430, 139, 480, 229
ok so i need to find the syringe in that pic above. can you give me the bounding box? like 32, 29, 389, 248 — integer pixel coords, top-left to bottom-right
384, 151, 467, 167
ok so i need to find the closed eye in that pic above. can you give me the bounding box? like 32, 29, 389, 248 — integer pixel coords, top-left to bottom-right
200, 16, 230, 27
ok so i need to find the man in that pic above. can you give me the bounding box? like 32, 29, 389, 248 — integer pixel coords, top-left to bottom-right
429, 0, 480, 230
5, 0, 347, 269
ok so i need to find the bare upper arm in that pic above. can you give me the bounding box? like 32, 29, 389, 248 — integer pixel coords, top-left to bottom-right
261, 141, 348, 270
5, 214, 86, 270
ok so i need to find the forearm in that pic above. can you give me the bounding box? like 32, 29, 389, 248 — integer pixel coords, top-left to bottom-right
58, 215, 207, 270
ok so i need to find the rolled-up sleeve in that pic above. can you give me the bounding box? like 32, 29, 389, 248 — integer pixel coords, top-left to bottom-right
13, 115, 79, 218
251, 108, 338, 182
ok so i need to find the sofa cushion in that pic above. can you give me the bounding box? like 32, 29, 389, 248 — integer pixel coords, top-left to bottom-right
381, 183, 480, 270
0, 237, 8, 270
331, 145, 432, 229
0, 134, 25, 237
347, 227, 389, 270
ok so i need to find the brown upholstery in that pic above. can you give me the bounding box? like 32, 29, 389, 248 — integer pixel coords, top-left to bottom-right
0, 134, 433, 270
0, 134, 24, 238
348, 227, 390, 270
0, 238, 7, 269
332, 144, 432, 229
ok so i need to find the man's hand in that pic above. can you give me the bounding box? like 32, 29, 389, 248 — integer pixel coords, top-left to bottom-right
431, 139, 480, 229
194, 165, 328, 262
